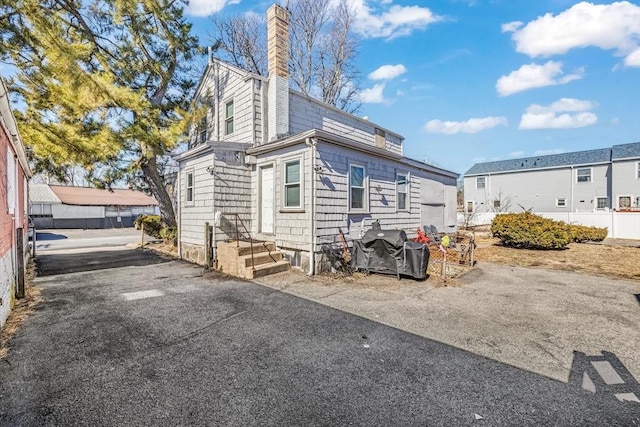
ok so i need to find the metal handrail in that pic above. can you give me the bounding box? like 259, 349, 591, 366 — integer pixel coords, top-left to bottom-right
229, 213, 255, 273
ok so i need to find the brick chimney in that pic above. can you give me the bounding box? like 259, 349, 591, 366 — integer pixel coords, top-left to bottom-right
267, 4, 290, 142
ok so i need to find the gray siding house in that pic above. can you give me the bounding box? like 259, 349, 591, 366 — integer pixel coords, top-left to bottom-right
175, 4, 458, 273
463, 142, 640, 238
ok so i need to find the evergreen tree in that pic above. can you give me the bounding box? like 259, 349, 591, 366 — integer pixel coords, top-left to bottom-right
0, 0, 200, 227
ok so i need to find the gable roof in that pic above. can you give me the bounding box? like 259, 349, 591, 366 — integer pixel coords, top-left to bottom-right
465, 146, 619, 176
49, 185, 157, 206
612, 142, 640, 160
29, 183, 62, 203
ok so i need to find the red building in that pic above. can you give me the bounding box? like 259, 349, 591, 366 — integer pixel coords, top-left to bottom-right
1, 76, 32, 327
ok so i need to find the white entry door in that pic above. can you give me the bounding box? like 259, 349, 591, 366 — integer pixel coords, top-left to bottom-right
260, 165, 274, 234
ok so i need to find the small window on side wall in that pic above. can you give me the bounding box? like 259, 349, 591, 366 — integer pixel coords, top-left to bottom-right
466, 201, 474, 213
349, 164, 366, 211
636, 161, 640, 179
618, 196, 631, 209
556, 198, 566, 207
396, 173, 408, 211
596, 197, 607, 210
576, 168, 591, 183
186, 172, 194, 202
476, 176, 486, 189
284, 159, 301, 208
225, 100, 234, 135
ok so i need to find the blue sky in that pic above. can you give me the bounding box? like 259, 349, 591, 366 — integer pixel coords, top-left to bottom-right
191, 1, 639, 174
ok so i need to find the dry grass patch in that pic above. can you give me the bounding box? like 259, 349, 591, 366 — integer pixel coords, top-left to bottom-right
475, 236, 640, 280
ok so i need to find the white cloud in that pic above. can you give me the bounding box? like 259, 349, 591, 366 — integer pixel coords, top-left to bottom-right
359, 83, 386, 103
503, 1, 640, 65
496, 61, 583, 96
534, 149, 565, 155
508, 151, 525, 157
347, 0, 443, 39
424, 116, 508, 134
185, 0, 241, 17
624, 47, 640, 67
368, 64, 407, 80
519, 98, 598, 129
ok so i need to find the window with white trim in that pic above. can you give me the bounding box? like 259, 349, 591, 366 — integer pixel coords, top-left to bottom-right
30, 203, 53, 217
466, 201, 474, 213
396, 173, 408, 211
637, 161, 640, 179
283, 159, 301, 208
199, 114, 208, 143
596, 197, 607, 210
186, 172, 194, 203
618, 196, 631, 209
576, 168, 591, 183
476, 176, 486, 189
556, 198, 566, 207
225, 100, 234, 135
349, 164, 366, 211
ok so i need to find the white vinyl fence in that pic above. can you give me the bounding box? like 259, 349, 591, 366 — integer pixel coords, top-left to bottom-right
458, 211, 640, 240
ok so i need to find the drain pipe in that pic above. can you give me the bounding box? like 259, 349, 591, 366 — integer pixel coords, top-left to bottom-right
306, 137, 317, 276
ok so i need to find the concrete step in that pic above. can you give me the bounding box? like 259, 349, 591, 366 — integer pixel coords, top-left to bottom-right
236, 242, 277, 257
245, 260, 290, 279
241, 252, 283, 267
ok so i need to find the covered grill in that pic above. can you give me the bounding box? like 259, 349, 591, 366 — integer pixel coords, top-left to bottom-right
351, 229, 429, 280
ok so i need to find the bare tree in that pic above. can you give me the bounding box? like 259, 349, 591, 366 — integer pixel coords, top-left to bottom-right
490, 190, 513, 213
211, 13, 267, 76
210, 0, 360, 112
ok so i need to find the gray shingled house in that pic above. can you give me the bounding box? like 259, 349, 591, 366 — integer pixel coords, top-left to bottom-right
463, 142, 640, 239
174, 4, 458, 276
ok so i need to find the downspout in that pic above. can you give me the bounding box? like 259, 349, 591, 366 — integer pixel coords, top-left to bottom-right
251, 80, 256, 145
215, 61, 220, 142
306, 137, 317, 276
570, 166, 574, 223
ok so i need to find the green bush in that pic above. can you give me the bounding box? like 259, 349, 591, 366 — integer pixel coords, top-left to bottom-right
570, 224, 608, 243
134, 214, 163, 239
491, 212, 572, 249
160, 226, 177, 245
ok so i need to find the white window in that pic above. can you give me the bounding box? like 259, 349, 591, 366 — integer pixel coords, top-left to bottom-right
396, 173, 408, 211
283, 159, 301, 208
199, 115, 208, 143
476, 176, 486, 189
349, 164, 366, 211
225, 100, 234, 135
556, 198, 566, 207
618, 196, 631, 209
637, 161, 640, 179
466, 201, 474, 213
186, 172, 194, 203
576, 168, 591, 183
596, 197, 607, 210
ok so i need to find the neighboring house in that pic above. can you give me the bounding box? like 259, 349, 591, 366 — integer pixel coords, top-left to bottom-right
175, 4, 459, 273
1, 76, 32, 327
29, 184, 158, 229
463, 142, 640, 239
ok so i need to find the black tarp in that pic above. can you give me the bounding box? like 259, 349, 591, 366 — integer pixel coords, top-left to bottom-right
351, 229, 429, 280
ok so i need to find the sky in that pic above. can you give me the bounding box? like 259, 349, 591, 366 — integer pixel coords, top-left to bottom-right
183, 0, 640, 175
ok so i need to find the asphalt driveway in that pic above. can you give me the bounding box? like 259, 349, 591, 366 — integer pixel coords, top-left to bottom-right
0, 231, 638, 425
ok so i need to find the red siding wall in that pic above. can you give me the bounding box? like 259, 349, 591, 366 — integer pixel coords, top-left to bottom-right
0, 126, 11, 259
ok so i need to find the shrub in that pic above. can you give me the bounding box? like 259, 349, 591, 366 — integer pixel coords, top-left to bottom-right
160, 226, 177, 245
134, 214, 163, 239
570, 224, 608, 243
491, 212, 572, 249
